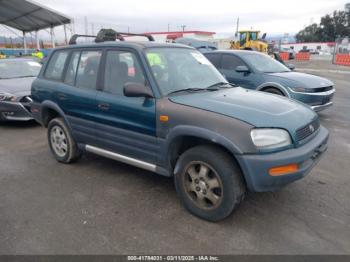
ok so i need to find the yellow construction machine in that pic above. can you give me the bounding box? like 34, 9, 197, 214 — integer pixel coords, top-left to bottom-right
230, 30, 268, 53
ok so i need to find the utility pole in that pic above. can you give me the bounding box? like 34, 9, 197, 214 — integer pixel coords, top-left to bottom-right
91, 23, 95, 35
180, 25, 186, 32
84, 16, 88, 41
235, 17, 239, 37
168, 23, 170, 32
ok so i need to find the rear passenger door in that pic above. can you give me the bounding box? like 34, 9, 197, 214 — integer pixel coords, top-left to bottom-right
64, 50, 103, 144
95, 49, 157, 163
52, 49, 102, 144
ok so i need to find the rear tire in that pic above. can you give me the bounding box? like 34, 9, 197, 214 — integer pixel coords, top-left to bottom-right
263, 87, 284, 96
47, 117, 81, 163
174, 145, 245, 222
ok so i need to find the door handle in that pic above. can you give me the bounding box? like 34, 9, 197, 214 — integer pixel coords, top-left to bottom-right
98, 103, 110, 111
58, 93, 67, 100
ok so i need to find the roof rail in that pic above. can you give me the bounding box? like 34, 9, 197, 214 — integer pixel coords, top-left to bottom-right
69, 34, 96, 45
69, 29, 155, 45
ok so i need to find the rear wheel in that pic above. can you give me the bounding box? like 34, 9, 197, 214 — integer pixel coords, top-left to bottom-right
48, 118, 81, 163
263, 87, 284, 96
174, 145, 245, 221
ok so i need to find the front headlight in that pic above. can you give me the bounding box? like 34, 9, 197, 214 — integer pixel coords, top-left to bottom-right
250, 128, 292, 150
290, 87, 311, 93
0, 93, 16, 102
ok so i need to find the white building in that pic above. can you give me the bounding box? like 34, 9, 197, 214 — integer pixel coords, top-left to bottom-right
281, 42, 336, 54
143, 31, 215, 42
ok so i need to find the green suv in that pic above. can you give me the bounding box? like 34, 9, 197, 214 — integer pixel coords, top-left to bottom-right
31, 31, 329, 221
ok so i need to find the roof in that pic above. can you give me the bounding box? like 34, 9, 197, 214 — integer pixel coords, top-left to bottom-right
0, 0, 71, 32
206, 50, 261, 55
144, 31, 215, 36
57, 41, 194, 51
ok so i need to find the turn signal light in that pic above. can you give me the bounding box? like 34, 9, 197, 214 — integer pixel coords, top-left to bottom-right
268, 164, 299, 176
160, 115, 169, 122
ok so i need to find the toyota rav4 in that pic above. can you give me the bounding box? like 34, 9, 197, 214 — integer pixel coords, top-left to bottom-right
31, 37, 329, 221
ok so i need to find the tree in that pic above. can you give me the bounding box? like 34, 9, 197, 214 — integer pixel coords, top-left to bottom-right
296, 10, 350, 42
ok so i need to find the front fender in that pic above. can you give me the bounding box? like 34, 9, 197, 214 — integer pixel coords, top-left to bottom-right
163, 124, 244, 155
256, 82, 291, 97
40, 100, 72, 131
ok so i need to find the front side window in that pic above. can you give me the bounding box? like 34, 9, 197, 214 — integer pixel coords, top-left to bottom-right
244, 53, 290, 73
221, 55, 245, 70
104, 50, 145, 95
145, 48, 226, 96
240, 33, 247, 46
249, 32, 258, 41
75, 51, 102, 89
204, 53, 221, 68
45, 51, 69, 80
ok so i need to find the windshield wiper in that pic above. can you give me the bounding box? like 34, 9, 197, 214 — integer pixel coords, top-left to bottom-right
206, 82, 234, 90
16, 75, 37, 78
168, 88, 208, 95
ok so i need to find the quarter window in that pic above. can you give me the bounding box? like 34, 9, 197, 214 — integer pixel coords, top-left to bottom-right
64, 51, 80, 85
221, 55, 245, 70
104, 50, 145, 95
44, 51, 69, 81
75, 51, 102, 90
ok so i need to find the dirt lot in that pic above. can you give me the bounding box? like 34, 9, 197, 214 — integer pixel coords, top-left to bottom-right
0, 60, 349, 255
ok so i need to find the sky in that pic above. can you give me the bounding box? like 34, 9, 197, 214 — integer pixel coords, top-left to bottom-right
0, 0, 348, 40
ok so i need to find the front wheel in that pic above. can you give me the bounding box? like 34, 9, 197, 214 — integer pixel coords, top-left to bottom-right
174, 145, 245, 221
48, 118, 81, 163
263, 87, 284, 96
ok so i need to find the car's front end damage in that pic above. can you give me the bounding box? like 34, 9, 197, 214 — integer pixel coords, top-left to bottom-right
0, 93, 33, 121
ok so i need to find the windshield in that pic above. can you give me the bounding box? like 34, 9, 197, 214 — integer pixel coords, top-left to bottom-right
145, 48, 227, 96
243, 53, 290, 73
0, 60, 41, 79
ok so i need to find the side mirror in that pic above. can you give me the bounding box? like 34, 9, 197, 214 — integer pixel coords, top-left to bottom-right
123, 82, 153, 98
235, 65, 250, 73
287, 64, 295, 70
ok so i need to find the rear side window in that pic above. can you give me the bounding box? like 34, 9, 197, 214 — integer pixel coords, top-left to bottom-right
64, 51, 81, 85
204, 53, 221, 68
44, 51, 69, 81
221, 55, 245, 70
75, 50, 102, 90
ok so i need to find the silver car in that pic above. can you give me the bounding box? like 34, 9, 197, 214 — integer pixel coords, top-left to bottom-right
0, 58, 41, 121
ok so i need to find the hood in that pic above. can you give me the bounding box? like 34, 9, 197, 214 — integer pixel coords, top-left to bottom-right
169, 87, 317, 135
267, 71, 333, 89
0, 77, 35, 96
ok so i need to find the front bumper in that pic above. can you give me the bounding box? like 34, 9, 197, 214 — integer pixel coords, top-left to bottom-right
236, 126, 329, 192
0, 101, 33, 121
290, 89, 335, 112
311, 101, 333, 112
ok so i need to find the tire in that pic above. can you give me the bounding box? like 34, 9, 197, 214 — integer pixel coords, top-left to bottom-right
174, 145, 245, 222
47, 117, 81, 163
263, 87, 284, 96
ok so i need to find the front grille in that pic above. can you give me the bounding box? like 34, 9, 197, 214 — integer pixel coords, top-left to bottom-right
296, 118, 320, 142
322, 93, 334, 104
314, 86, 333, 93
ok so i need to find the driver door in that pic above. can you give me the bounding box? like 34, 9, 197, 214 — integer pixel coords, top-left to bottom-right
94, 49, 157, 163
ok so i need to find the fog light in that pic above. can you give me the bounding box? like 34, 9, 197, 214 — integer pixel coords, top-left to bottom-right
269, 164, 299, 176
